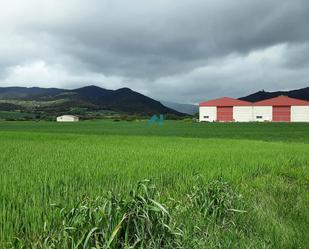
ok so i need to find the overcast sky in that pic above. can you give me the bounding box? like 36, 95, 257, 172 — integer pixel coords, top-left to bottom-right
0, 0, 309, 103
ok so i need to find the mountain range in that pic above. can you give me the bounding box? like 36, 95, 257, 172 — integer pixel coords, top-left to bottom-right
240, 87, 309, 102
0, 85, 184, 116
161, 101, 198, 115
1, 85, 309, 118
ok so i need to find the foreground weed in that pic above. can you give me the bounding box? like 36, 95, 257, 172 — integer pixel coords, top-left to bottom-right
187, 177, 246, 227
8, 177, 296, 249
180, 177, 250, 248
29, 180, 183, 249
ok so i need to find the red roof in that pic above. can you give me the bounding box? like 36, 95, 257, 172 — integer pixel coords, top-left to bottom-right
254, 96, 309, 106
199, 97, 252, 107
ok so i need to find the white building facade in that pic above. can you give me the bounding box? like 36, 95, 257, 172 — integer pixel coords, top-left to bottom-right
252, 106, 273, 122
291, 106, 309, 122
199, 107, 217, 122
233, 106, 253, 122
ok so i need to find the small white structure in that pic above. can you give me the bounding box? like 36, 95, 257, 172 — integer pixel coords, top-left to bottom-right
56, 115, 79, 122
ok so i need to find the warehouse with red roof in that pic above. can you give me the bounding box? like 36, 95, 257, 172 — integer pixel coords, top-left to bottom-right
199, 96, 309, 122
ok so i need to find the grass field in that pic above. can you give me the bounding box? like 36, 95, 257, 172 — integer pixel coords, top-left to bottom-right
0, 120, 308, 248
0, 111, 34, 120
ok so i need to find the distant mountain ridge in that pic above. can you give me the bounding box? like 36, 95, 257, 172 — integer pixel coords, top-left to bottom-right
239, 87, 309, 102
0, 87, 65, 99
0, 85, 185, 116
161, 101, 198, 115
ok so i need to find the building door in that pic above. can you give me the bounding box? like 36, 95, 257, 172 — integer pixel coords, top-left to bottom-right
217, 107, 233, 122
273, 106, 291, 122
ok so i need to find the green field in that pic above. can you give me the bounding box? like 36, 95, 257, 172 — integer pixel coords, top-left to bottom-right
0, 120, 308, 248
0, 111, 35, 120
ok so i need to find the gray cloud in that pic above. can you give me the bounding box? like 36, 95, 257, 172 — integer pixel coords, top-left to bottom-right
0, 0, 309, 103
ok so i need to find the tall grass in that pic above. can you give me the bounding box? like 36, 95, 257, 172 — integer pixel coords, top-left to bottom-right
12, 178, 250, 249
0, 121, 308, 248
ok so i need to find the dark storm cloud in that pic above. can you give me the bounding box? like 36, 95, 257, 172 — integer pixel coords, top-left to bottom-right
0, 0, 309, 103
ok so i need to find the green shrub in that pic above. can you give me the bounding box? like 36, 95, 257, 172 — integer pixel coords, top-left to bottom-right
187, 177, 246, 227
28, 181, 183, 249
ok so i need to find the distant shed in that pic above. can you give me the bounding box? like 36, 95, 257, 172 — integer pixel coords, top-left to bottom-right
56, 115, 79, 122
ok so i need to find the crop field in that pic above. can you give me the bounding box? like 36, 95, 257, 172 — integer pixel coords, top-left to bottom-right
0, 120, 308, 248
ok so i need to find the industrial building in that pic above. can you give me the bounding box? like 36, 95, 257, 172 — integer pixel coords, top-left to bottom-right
199, 96, 309, 122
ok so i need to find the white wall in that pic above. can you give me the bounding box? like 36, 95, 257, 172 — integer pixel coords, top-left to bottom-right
291, 106, 309, 122
233, 106, 253, 122
253, 106, 272, 122
199, 107, 216, 122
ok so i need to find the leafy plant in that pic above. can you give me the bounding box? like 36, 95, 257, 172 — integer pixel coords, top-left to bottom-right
187, 177, 246, 227
40, 180, 183, 249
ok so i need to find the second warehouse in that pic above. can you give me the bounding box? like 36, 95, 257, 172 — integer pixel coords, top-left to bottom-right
199, 96, 309, 122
